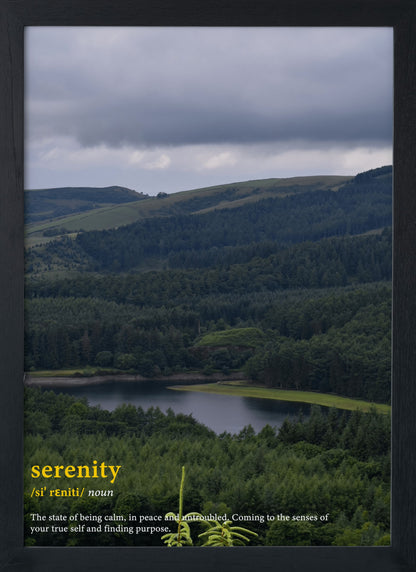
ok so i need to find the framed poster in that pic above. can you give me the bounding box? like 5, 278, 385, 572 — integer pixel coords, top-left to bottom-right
1, 0, 415, 571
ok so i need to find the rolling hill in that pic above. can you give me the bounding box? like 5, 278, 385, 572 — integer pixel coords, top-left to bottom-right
24, 166, 392, 278
24, 175, 352, 246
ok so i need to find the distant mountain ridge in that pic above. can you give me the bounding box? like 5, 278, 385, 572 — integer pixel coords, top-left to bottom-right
24, 166, 392, 278
24, 167, 392, 252
25, 174, 354, 244
75, 166, 392, 273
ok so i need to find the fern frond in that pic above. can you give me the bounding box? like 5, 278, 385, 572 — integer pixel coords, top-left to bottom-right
164, 512, 177, 520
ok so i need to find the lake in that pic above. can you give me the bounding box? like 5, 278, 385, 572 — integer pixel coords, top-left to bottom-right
51, 380, 311, 435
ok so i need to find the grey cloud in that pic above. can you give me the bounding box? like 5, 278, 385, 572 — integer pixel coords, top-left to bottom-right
30, 96, 392, 149
26, 27, 393, 149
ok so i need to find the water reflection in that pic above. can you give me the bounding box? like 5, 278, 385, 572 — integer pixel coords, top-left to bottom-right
51, 380, 311, 435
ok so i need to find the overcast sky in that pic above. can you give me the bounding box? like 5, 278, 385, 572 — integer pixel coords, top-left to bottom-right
25, 27, 393, 195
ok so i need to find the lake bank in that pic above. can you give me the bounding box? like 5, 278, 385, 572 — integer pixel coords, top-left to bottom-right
24, 372, 390, 415
168, 381, 391, 414
24, 371, 245, 388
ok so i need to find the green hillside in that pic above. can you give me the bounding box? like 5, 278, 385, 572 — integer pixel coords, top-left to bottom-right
25, 175, 351, 246
195, 327, 267, 348
25, 167, 391, 278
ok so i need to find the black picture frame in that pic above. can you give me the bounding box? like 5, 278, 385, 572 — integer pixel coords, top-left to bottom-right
1, 0, 415, 570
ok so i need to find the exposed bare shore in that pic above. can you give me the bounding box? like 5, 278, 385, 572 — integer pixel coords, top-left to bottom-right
24, 371, 245, 388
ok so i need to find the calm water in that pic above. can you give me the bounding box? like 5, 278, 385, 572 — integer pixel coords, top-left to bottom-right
52, 380, 311, 435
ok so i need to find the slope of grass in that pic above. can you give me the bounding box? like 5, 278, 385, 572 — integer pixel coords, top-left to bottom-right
25, 185, 145, 223
169, 381, 391, 414
195, 327, 266, 348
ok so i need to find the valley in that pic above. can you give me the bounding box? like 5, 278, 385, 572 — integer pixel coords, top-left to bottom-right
24, 166, 392, 405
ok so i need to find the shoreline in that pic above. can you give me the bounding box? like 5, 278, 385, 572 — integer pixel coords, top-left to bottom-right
168, 382, 391, 414
23, 374, 390, 414
24, 371, 246, 388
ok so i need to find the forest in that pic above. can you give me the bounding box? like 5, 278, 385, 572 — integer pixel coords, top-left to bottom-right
24, 166, 392, 403
24, 388, 390, 547
24, 281, 391, 401
24, 166, 393, 547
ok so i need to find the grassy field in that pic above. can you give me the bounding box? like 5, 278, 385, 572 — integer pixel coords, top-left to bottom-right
168, 381, 391, 414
